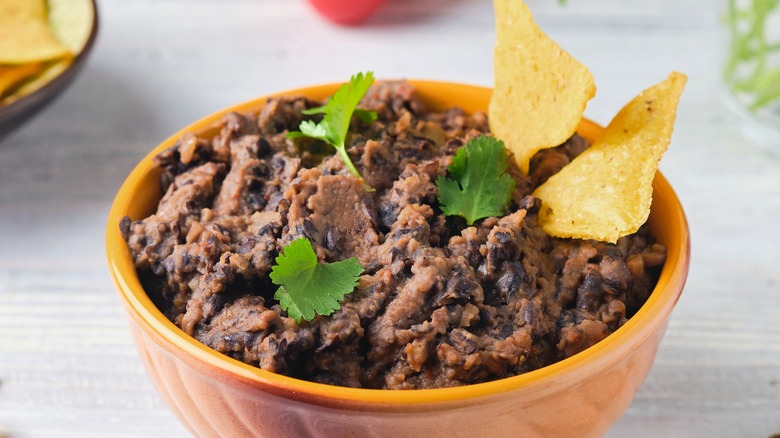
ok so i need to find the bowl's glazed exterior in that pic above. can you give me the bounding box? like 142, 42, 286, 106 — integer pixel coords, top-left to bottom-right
106, 81, 690, 438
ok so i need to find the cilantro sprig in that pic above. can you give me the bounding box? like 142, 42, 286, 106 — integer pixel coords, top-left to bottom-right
269, 237, 364, 324
436, 135, 516, 225
302, 106, 378, 124
287, 72, 377, 180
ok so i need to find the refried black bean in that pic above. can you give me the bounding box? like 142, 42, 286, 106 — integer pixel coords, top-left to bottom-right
121, 81, 665, 389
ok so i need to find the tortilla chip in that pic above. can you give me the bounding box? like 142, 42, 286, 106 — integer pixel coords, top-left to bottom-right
0, 63, 43, 97
47, 0, 95, 54
489, 0, 596, 174
0, 0, 47, 23
0, 59, 72, 105
533, 72, 687, 243
0, 0, 71, 64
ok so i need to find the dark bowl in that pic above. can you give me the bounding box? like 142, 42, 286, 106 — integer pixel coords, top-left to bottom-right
0, 0, 99, 142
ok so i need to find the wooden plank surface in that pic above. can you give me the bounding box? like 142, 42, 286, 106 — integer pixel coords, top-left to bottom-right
0, 0, 778, 436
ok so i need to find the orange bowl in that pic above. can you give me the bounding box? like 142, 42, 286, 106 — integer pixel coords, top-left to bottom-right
106, 81, 690, 438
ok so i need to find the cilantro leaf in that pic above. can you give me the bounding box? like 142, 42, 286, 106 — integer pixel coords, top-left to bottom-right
300, 105, 326, 115
354, 108, 379, 124
288, 72, 376, 180
436, 135, 516, 225
301, 106, 377, 124
269, 237, 364, 323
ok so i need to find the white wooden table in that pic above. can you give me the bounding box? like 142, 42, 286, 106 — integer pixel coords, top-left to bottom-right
1, 0, 779, 436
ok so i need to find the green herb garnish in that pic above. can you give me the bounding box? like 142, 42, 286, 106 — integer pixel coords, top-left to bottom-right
436, 135, 516, 225
288, 71, 377, 180
269, 237, 364, 324
302, 106, 378, 124
724, 0, 780, 110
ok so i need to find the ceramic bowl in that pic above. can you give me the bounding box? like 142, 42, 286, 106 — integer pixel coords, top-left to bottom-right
106, 81, 690, 438
0, 0, 99, 141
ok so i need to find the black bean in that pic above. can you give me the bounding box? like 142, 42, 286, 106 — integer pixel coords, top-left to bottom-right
302, 218, 318, 239
325, 226, 341, 250
576, 269, 603, 311
495, 261, 525, 300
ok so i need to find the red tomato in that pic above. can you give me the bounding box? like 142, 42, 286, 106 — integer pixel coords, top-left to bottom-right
307, 0, 386, 25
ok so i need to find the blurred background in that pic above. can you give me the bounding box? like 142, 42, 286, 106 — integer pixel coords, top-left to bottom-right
0, 0, 778, 437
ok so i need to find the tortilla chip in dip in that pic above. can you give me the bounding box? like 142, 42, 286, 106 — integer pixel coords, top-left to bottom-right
533, 72, 687, 243
489, 0, 596, 174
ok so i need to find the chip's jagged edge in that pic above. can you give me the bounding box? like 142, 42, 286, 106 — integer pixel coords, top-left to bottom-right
533, 72, 687, 243
488, 0, 596, 174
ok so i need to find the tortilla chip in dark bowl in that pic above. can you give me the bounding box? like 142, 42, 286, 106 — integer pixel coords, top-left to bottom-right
0, 0, 98, 142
